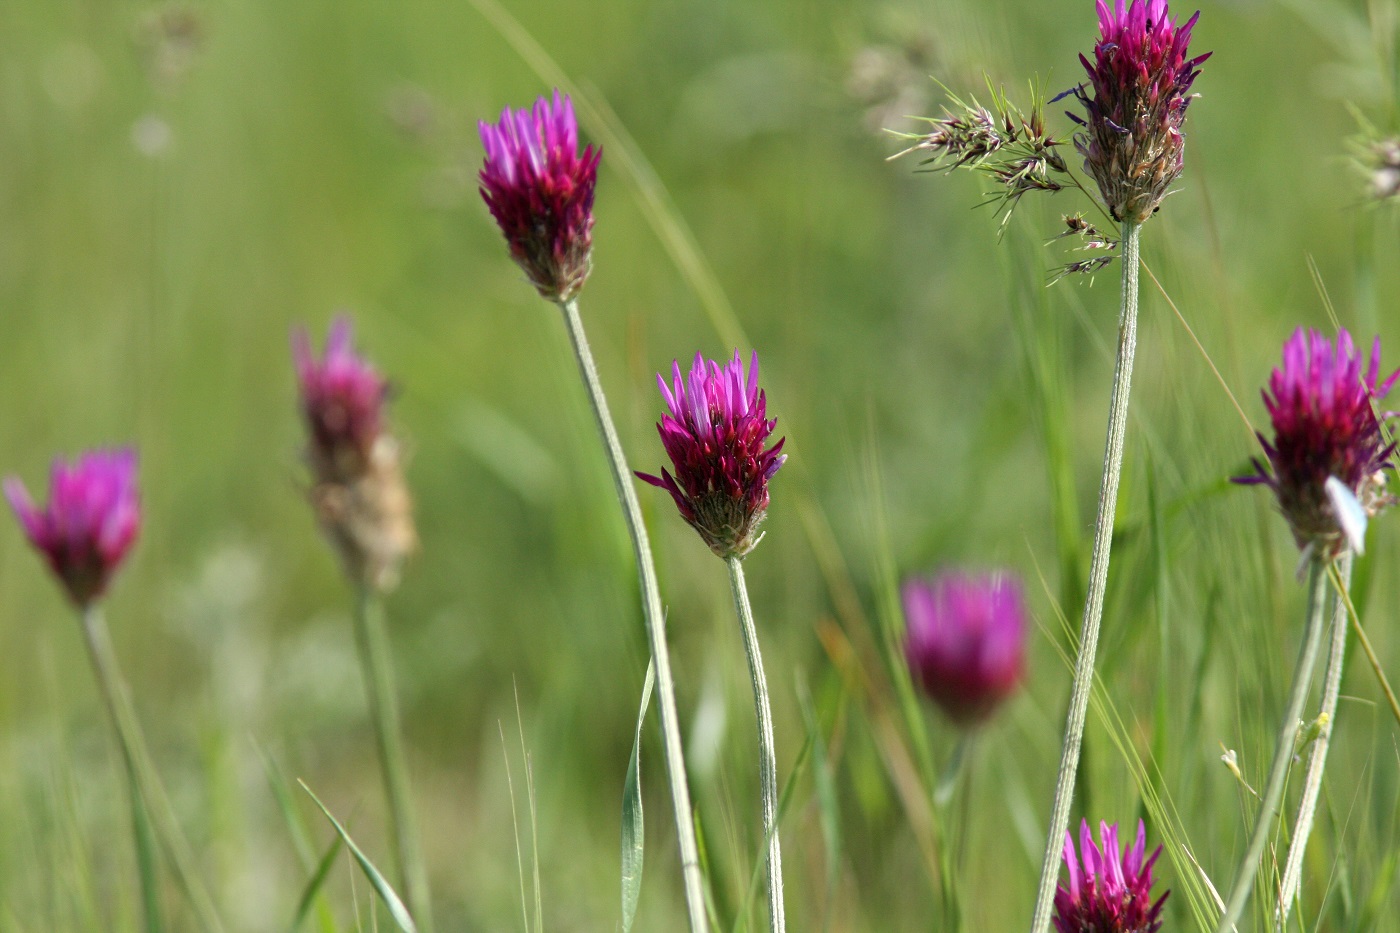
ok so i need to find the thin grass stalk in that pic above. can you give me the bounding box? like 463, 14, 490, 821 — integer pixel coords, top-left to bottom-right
351, 586, 435, 933
726, 556, 785, 933
1274, 554, 1353, 928
78, 605, 164, 933
1028, 218, 1141, 933
1215, 559, 1330, 933
558, 296, 708, 932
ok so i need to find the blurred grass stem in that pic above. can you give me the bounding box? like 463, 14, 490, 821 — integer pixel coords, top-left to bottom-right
351, 586, 435, 933
726, 556, 786, 933
557, 296, 708, 932
1275, 553, 1352, 928
1029, 219, 1141, 933
1215, 559, 1328, 933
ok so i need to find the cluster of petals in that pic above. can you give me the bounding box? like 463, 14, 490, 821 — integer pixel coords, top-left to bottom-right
1237, 327, 1398, 558
478, 90, 600, 302
637, 350, 786, 559
293, 317, 390, 482
5, 448, 141, 607
1067, 0, 1210, 222
901, 570, 1027, 726
1054, 820, 1167, 933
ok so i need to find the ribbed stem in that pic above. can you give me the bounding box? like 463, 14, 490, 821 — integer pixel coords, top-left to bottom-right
79, 605, 164, 933
351, 586, 435, 933
1274, 554, 1351, 928
1028, 219, 1141, 933
1215, 559, 1329, 933
557, 297, 708, 932
726, 556, 785, 933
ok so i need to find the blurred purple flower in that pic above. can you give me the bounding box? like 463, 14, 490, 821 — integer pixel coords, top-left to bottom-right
293, 316, 389, 483
1236, 327, 1398, 560
637, 350, 786, 559
478, 89, 601, 302
5, 449, 141, 607
1054, 820, 1167, 933
901, 570, 1026, 726
1065, 0, 1211, 223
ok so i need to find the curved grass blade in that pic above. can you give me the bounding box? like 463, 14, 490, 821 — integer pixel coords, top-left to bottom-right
292, 835, 344, 932
621, 661, 655, 933
299, 780, 418, 933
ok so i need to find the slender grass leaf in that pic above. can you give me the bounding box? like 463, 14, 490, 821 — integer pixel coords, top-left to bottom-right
291, 835, 344, 933
621, 661, 655, 933
299, 781, 418, 933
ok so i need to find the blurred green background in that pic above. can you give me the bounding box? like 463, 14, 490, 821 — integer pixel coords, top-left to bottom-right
2, 0, 1400, 928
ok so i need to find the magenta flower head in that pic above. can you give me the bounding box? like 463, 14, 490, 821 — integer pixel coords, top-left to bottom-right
5, 448, 141, 607
1235, 328, 1398, 561
1054, 820, 1168, 933
292, 316, 416, 592
293, 316, 389, 484
636, 350, 786, 559
478, 89, 601, 302
901, 570, 1027, 727
1065, 0, 1211, 223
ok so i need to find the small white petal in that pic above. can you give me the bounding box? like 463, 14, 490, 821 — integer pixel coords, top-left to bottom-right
1325, 475, 1368, 556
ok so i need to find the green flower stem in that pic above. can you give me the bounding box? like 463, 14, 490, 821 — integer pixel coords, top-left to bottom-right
79, 605, 164, 933
726, 556, 785, 933
935, 734, 974, 933
1215, 559, 1329, 933
558, 297, 707, 933
79, 606, 226, 933
351, 586, 434, 933
1274, 554, 1352, 928
1029, 219, 1141, 933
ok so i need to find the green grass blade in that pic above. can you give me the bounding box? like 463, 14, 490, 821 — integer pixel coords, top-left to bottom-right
299, 781, 418, 933
291, 835, 344, 933
621, 661, 655, 933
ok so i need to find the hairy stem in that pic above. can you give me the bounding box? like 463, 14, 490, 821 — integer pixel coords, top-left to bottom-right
1215, 559, 1329, 933
352, 586, 435, 933
726, 556, 785, 933
1274, 554, 1352, 928
1029, 219, 1141, 933
558, 297, 708, 932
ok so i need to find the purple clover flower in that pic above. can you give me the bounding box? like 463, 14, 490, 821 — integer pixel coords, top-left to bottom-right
637, 350, 786, 559
1066, 0, 1211, 223
478, 90, 601, 302
901, 571, 1027, 727
1054, 820, 1168, 933
1236, 327, 1398, 560
5, 449, 141, 607
293, 316, 389, 483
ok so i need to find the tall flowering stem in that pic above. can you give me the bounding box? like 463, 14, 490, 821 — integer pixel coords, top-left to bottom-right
557, 298, 709, 930
1215, 560, 1329, 932
1275, 554, 1352, 927
637, 350, 788, 933
727, 557, 786, 933
480, 91, 707, 930
1030, 219, 1141, 933
293, 321, 432, 933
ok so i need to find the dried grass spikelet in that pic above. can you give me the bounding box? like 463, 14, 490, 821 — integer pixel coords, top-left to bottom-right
310, 435, 416, 593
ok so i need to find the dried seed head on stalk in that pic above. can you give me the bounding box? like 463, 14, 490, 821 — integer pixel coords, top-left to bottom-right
1063, 0, 1211, 223
1235, 327, 1398, 562
293, 317, 416, 592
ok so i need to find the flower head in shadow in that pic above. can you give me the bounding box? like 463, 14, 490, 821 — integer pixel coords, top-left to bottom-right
901, 570, 1027, 726
478, 89, 601, 302
6, 449, 141, 607
637, 350, 786, 559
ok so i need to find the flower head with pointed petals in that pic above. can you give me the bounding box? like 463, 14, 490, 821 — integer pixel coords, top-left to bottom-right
293, 316, 389, 484
1065, 0, 1211, 222
636, 350, 786, 559
6, 448, 141, 607
478, 90, 601, 302
1235, 328, 1398, 560
902, 570, 1027, 726
1054, 820, 1168, 933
